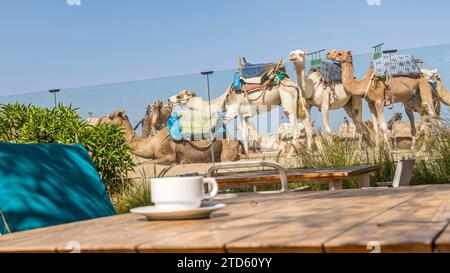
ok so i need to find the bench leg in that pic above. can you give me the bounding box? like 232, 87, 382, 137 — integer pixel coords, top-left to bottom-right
329, 180, 342, 190
358, 174, 370, 188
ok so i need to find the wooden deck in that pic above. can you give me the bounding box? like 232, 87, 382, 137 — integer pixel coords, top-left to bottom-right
0, 184, 449, 253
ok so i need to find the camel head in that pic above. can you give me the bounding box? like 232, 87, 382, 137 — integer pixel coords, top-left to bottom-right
169, 90, 197, 106
149, 100, 163, 124
421, 68, 439, 83
99, 109, 134, 134
326, 50, 353, 63
148, 100, 162, 113
289, 50, 307, 66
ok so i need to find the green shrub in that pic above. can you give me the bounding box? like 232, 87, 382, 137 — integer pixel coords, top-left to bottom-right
0, 103, 135, 194
295, 124, 450, 189
411, 122, 450, 185
111, 181, 152, 214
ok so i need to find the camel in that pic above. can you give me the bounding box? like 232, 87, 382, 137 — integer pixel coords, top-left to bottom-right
289, 50, 363, 144
421, 69, 450, 107
326, 50, 439, 148
141, 100, 173, 137
170, 86, 315, 153
222, 76, 314, 153
99, 109, 242, 165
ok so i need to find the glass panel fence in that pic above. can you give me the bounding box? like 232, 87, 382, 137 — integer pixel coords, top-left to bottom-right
1, 44, 449, 188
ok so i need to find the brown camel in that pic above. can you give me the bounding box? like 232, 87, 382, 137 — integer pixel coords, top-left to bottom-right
142, 100, 173, 137
326, 50, 438, 148
100, 109, 242, 165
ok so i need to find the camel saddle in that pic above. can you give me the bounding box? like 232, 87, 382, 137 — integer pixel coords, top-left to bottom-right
309, 61, 342, 84
374, 54, 420, 78
233, 60, 288, 94
241, 62, 276, 83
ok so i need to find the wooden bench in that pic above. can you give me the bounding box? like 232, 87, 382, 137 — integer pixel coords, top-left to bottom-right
208, 161, 380, 191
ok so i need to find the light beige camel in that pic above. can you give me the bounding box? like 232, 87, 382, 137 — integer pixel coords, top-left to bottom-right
170, 85, 314, 153
222, 77, 314, 153
289, 50, 363, 144
100, 109, 242, 165
326, 50, 439, 148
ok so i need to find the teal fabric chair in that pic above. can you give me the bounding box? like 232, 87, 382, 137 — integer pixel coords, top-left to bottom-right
0, 143, 116, 235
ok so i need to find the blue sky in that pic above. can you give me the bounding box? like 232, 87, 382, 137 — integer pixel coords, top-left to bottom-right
1, 0, 450, 96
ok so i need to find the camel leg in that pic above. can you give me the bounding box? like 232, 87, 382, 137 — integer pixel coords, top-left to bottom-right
278, 85, 300, 140
375, 100, 390, 149
239, 114, 249, 154
404, 104, 417, 152
320, 89, 332, 139
368, 102, 380, 147
344, 96, 363, 148
419, 79, 441, 127
302, 103, 314, 150
292, 85, 314, 150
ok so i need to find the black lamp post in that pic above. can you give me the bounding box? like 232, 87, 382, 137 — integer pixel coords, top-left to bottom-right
201, 71, 215, 163
49, 89, 60, 108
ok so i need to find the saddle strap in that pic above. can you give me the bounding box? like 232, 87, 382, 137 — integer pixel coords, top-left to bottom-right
364, 72, 375, 99
384, 79, 393, 106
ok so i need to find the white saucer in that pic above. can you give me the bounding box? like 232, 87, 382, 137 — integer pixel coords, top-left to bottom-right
130, 203, 226, 220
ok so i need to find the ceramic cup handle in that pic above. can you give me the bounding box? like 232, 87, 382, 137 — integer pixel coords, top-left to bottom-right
202, 178, 218, 199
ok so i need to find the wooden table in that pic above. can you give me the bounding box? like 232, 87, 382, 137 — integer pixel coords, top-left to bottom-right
212, 164, 379, 190
1, 184, 449, 253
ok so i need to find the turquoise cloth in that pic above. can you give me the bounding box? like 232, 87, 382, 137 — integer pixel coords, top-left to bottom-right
166, 113, 183, 141
166, 111, 226, 141
0, 143, 116, 235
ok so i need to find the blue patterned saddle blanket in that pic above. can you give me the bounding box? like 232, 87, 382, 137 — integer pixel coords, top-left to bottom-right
374, 55, 420, 78
309, 62, 342, 83
241, 62, 273, 79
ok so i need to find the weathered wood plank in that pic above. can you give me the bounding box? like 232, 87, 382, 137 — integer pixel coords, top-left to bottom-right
0, 190, 342, 253
225, 186, 428, 253
435, 224, 450, 253
324, 185, 450, 253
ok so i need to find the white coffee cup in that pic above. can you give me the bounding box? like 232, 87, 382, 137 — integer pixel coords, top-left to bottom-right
150, 176, 219, 210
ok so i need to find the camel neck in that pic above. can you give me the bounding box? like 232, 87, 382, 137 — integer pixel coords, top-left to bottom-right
187, 92, 227, 113
341, 62, 374, 97
120, 120, 137, 143
293, 61, 315, 99
293, 62, 306, 89
437, 79, 448, 93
